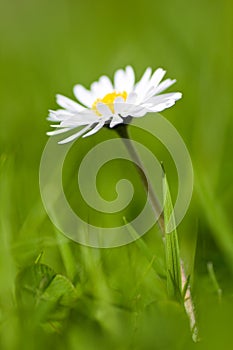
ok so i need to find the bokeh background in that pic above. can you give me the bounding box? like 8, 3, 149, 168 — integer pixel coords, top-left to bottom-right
1, 0, 233, 349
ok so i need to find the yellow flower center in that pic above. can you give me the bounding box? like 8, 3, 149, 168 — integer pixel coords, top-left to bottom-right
92, 91, 128, 116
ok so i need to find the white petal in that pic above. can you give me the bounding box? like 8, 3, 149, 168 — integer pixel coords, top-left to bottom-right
129, 105, 149, 117
83, 121, 105, 138
149, 68, 166, 88
137, 68, 166, 102
60, 110, 100, 127
147, 92, 182, 105
73, 85, 94, 107
90, 81, 101, 98
147, 100, 176, 112
114, 68, 126, 91
99, 76, 113, 91
47, 127, 71, 136
49, 109, 74, 117
48, 109, 75, 122
126, 92, 138, 104
141, 85, 156, 101
143, 82, 180, 103
134, 67, 152, 94
58, 125, 92, 144
114, 96, 127, 115
78, 109, 100, 119
114, 101, 145, 118
124, 66, 135, 92
96, 103, 113, 117
60, 119, 88, 127
109, 115, 123, 128
154, 79, 176, 95
56, 94, 85, 112
90, 76, 114, 99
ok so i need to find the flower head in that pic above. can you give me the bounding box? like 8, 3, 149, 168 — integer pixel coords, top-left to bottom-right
47, 66, 182, 144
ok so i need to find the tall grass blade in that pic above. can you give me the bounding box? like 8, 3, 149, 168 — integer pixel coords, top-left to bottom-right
162, 170, 182, 300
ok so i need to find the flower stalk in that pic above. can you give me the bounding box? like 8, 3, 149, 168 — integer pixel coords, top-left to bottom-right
116, 124, 198, 342
115, 124, 164, 231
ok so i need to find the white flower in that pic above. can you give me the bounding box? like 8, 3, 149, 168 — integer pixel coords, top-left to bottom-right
47, 66, 182, 144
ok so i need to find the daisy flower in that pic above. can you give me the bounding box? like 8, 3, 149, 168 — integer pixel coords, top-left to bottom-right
47, 66, 182, 144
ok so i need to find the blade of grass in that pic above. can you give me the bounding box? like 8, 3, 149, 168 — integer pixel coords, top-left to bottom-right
162, 169, 182, 300
123, 217, 166, 280
162, 167, 198, 341
207, 262, 222, 302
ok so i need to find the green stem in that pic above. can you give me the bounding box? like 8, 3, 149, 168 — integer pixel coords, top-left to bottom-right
115, 124, 164, 232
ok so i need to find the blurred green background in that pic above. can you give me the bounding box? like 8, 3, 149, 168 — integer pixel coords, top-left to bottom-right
1, 0, 233, 349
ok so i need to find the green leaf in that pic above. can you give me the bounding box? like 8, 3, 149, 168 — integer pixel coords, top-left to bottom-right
15, 263, 56, 307
162, 170, 182, 301
15, 263, 79, 330
39, 274, 79, 307
37, 274, 79, 329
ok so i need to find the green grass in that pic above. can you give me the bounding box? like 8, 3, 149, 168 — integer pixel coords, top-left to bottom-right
1, 0, 233, 349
